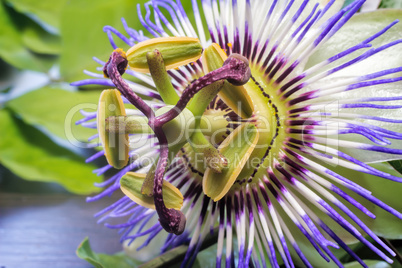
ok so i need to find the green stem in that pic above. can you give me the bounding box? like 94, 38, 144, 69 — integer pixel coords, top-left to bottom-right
146, 49, 180, 105
138, 228, 219, 268
187, 81, 228, 173
380, 237, 402, 265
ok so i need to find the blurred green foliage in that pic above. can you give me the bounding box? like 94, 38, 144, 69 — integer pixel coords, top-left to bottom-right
0, 2, 57, 72
0, 109, 100, 194
0, 0, 151, 194
60, 0, 144, 82
0, 0, 195, 195
380, 0, 402, 8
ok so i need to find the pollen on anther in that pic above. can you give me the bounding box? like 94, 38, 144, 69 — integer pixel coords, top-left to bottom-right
114, 48, 127, 58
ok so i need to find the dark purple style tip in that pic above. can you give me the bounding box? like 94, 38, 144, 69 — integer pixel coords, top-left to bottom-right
223, 53, 251, 86
159, 209, 186, 235
103, 50, 128, 78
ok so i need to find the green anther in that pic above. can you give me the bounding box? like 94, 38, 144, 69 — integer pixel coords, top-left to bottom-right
202, 43, 254, 119
121, 172, 183, 210
97, 89, 129, 169
146, 49, 180, 105
203, 123, 259, 201
105, 115, 152, 134
127, 37, 203, 73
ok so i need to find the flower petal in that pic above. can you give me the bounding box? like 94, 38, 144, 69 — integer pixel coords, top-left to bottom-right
306, 9, 402, 77
303, 76, 402, 163
359, 162, 402, 239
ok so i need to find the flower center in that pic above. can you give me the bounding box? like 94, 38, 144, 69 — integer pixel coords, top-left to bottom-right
102, 44, 252, 234
236, 69, 286, 183
101, 40, 291, 233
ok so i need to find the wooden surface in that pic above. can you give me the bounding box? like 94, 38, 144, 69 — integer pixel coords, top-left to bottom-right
0, 175, 125, 268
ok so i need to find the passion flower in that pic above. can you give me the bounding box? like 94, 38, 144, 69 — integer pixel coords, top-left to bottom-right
73, 0, 402, 267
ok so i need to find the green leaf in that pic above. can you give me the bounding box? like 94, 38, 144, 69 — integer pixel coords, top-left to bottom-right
344, 260, 391, 268
59, 0, 148, 82
380, 0, 402, 9
0, 59, 18, 92
0, 3, 57, 71
5, 0, 68, 30
306, 9, 402, 77
3, 2, 61, 55
342, 0, 356, 9
191, 243, 218, 268
0, 109, 100, 194
331, 162, 402, 240
77, 237, 141, 268
138, 228, 219, 268
7, 86, 100, 142
391, 249, 402, 268
139, 245, 188, 268
360, 162, 402, 239
389, 160, 402, 175
166, 243, 218, 268
21, 22, 61, 55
